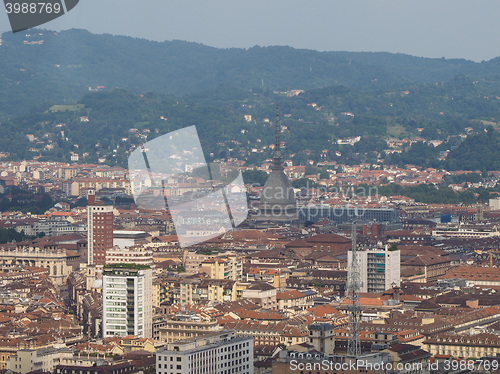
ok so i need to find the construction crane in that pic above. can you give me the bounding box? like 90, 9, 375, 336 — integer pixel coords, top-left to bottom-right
490, 248, 500, 267
347, 224, 361, 358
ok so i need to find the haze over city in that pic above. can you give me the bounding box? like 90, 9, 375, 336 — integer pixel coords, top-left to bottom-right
1, 0, 500, 61
1, 1, 500, 373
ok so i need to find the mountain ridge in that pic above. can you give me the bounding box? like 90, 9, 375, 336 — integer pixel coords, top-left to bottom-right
0, 28, 496, 117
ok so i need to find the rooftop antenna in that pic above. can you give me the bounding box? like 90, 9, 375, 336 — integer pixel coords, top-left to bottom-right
347, 223, 361, 358
271, 104, 284, 172
275, 104, 281, 152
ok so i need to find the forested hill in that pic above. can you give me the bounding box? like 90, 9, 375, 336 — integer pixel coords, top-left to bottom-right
0, 28, 497, 117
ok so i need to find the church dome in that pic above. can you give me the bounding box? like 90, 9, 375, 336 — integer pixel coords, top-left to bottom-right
260, 171, 295, 206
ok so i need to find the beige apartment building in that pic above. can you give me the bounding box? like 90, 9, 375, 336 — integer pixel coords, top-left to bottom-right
199, 256, 243, 281
183, 252, 215, 274
424, 333, 500, 358
62, 178, 130, 197
246, 267, 289, 289
159, 319, 222, 343
8, 347, 121, 374
105, 245, 153, 267
242, 282, 277, 309
177, 278, 240, 304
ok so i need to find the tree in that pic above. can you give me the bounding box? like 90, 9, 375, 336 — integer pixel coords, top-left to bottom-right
292, 178, 318, 189
319, 169, 330, 180
71, 197, 88, 208
304, 165, 320, 176
242, 169, 269, 186
388, 244, 398, 252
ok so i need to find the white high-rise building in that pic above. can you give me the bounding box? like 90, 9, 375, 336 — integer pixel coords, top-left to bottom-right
156, 331, 253, 374
106, 245, 154, 267
348, 244, 400, 293
102, 264, 153, 338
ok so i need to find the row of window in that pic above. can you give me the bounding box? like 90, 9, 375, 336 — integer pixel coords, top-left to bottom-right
157, 364, 251, 374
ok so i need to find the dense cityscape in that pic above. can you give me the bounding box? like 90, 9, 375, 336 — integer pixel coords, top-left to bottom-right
1, 12, 500, 374
0, 116, 498, 373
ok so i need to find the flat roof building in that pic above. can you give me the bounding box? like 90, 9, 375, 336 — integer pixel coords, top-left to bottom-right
102, 264, 153, 338
156, 331, 253, 374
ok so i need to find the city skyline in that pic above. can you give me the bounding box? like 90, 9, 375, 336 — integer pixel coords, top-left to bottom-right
0, 1, 500, 371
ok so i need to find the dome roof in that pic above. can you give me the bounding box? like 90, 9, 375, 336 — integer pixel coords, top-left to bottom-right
260, 171, 295, 206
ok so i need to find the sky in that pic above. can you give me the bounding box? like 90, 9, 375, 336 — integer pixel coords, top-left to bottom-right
1, 0, 500, 62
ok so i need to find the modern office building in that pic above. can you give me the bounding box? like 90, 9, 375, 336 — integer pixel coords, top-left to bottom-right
102, 264, 153, 338
8, 347, 114, 374
299, 205, 400, 225
87, 190, 114, 265
348, 244, 400, 293
156, 331, 253, 374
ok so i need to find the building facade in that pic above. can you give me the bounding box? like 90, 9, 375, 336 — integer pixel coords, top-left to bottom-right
158, 313, 222, 343
200, 256, 243, 281
0, 244, 71, 286
348, 245, 400, 293
102, 264, 153, 338
308, 323, 336, 355
424, 333, 500, 358
299, 206, 400, 225
87, 190, 114, 265
241, 282, 277, 309
105, 245, 153, 267
156, 331, 253, 374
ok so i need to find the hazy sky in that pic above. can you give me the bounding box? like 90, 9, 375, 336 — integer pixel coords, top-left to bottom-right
1, 0, 499, 61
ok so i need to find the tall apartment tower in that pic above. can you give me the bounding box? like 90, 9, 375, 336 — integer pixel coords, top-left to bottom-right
102, 264, 153, 338
87, 190, 114, 265
348, 244, 400, 293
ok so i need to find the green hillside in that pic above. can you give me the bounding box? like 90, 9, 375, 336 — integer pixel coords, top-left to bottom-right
2, 29, 500, 171
0, 28, 489, 117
